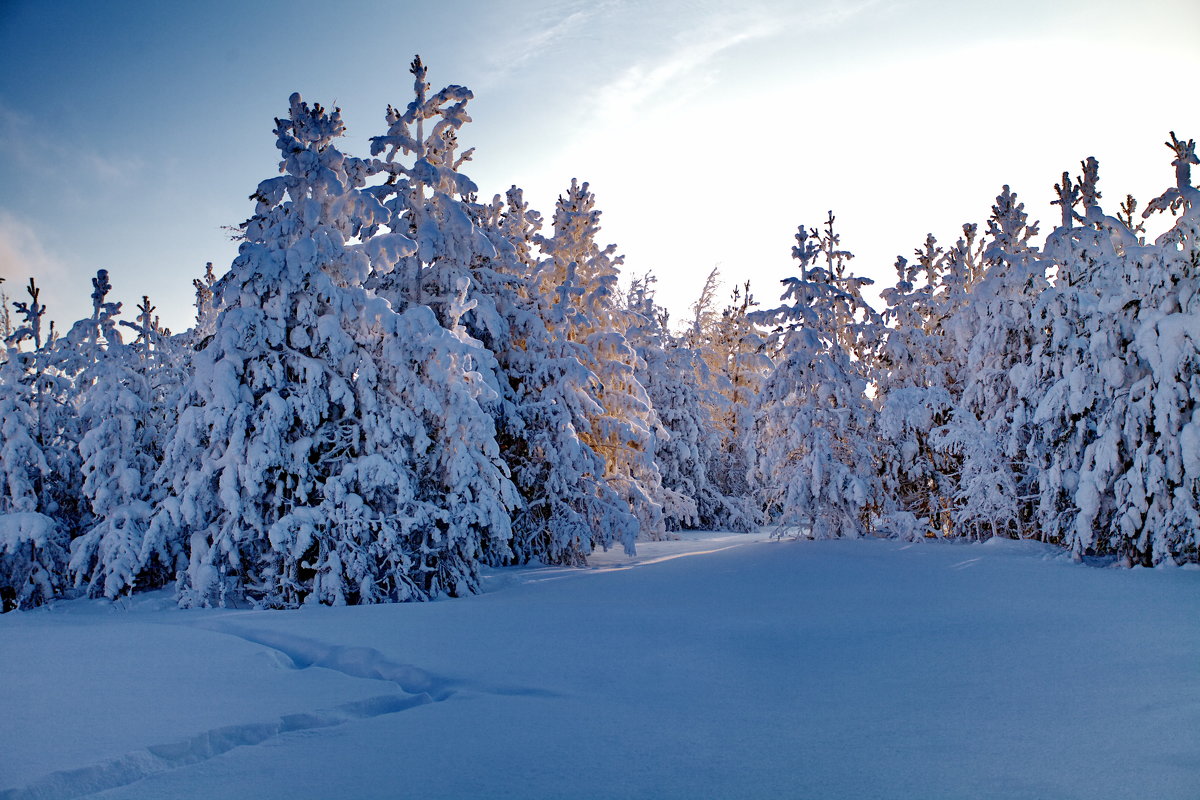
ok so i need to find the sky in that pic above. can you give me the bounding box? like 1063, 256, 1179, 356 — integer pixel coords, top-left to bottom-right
1, 0, 1197, 335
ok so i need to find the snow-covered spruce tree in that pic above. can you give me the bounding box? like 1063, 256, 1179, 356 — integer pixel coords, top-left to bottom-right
1104, 133, 1199, 564
874, 236, 958, 539
938, 187, 1050, 539
1031, 136, 1199, 564
625, 273, 757, 532
0, 356, 65, 611
681, 268, 731, 480
473, 188, 638, 563
365, 57, 492, 322
365, 60, 642, 564
626, 275, 699, 529
124, 294, 189, 483
149, 92, 513, 607
751, 215, 881, 538
1145, 131, 1200, 246
14, 280, 88, 545
885, 222, 984, 539
700, 279, 772, 516
1016, 158, 1140, 552
125, 295, 193, 586
684, 267, 723, 356
64, 271, 156, 599
534, 178, 667, 539
937, 222, 986, 388
191, 261, 220, 346
877, 236, 947, 393
0, 280, 69, 610
679, 271, 762, 530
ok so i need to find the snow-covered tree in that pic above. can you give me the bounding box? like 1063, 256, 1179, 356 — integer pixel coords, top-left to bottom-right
1003, 140, 1200, 564
125, 293, 188, 465
149, 90, 514, 607
535, 179, 666, 539
702, 280, 771, 513
875, 237, 957, 539
937, 223, 986, 387
365, 57, 491, 317
625, 273, 757, 531
474, 188, 638, 564
9, 279, 87, 546
0, 346, 63, 610
0, 280, 68, 610
1104, 133, 1200, 564
679, 271, 764, 528
191, 262, 220, 345
753, 215, 881, 538
627, 275, 699, 529
364, 60, 642, 564
941, 187, 1051, 539
64, 271, 157, 599
1145, 131, 1200, 246
684, 267, 724, 355
1015, 158, 1134, 551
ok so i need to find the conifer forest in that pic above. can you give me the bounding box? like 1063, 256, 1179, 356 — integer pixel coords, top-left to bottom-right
1, 58, 1197, 613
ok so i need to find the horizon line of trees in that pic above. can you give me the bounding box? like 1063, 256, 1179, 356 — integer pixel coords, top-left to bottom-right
1, 57, 1195, 611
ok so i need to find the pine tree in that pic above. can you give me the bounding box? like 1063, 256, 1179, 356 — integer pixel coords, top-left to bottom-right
535, 179, 667, 539
626, 275, 700, 529
364, 58, 638, 565
65, 271, 156, 599
0, 280, 68, 610
678, 270, 763, 530
191, 261, 219, 345
474, 188, 638, 564
365, 56, 489, 318
875, 236, 957, 538
1021, 158, 1136, 551
149, 90, 513, 607
1106, 133, 1200, 564
705, 280, 771, 515
943, 187, 1050, 539
752, 216, 881, 538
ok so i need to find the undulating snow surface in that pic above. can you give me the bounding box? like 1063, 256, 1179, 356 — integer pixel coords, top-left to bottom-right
2, 533, 1197, 799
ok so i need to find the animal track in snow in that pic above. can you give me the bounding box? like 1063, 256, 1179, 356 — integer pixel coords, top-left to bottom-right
3, 623, 557, 799
0, 693, 432, 800
196, 622, 455, 699
195, 621, 558, 700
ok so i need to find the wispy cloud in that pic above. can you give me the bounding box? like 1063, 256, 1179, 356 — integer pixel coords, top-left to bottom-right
809, 0, 891, 29
590, 15, 772, 124
584, 0, 882, 127
0, 212, 68, 285
0, 101, 144, 186
515, 3, 608, 64
478, 0, 619, 89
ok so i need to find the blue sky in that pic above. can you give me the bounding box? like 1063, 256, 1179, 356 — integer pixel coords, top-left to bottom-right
1, 0, 1197, 333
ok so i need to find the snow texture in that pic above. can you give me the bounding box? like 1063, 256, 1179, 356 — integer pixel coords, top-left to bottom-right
1, 534, 1196, 799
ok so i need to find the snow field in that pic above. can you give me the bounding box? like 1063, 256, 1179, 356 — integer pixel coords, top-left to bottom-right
2, 533, 1197, 799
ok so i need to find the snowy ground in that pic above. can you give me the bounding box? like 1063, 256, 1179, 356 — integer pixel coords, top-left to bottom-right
2, 533, 1198, 800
